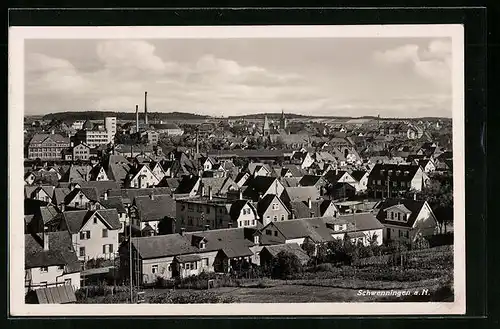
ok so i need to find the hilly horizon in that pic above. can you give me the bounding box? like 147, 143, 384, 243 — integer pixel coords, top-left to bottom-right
29, 111, 451, 122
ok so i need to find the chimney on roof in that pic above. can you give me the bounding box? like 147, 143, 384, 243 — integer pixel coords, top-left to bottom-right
70, 141, 74, 147
239, 189, 243, 200
150, 193, 155, 201
60, 203, 65, 212
104, 191, 108, 201
414, 193, 417, 201
208, 186, 213, 200
180, 228, 185, 236
43, 226, 49, 251
200, 184, 205, 197
308, 197, 312, 209
51, 129, 55, 135
144, 91, 148, 126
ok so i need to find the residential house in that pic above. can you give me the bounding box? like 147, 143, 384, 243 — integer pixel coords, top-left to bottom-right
291, 151, 315, 169
130, 194, 176, 236
88, 165, 109, 181
246, 162, 271, 177
373, 199, 439, 244
323, 169, 358, 188
350, 170, 369, 192
63, 187, 102, 210
256, 194, 291, 226
25, 185, 55, 203
200, 177, 240, 198
259, 243, 310, 267
228, 199, 260, 228
367, 164, 429, 198
329, 182, 357, 200
243, 176, 285, 202
25, 231, 81, 291
299, 175, 328, 195
289, 199, 339, 219
72, 143, 91, 161
99, 193, 129, 237
281, 186, 321, 207
58, 209, 121, 261
175, 175, 202, 197
234, 172, 250, 188
329, 213, 384, 246
126, 163, 160, 188
176, 196, 232, 232
418, 159, 436, 173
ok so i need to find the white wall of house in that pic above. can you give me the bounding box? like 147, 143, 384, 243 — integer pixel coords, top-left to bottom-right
67, 191, 91, 209
151, 165, 166, 182
348, 229, 383, 246
264, 180, 285, 198
410, 168, 427, 191
236, 204, 259, 228
26, 266, 81, 291
94, 168, 109, 181
338, 172, 357, 185
355, 174, 369, 192
34, 189, 52, 203
412, 203, 439, 238
285, 237, 306, 245
129, 166, 160, 188
140, 220, 160, 233
301, 154, 315, 169
73, 214, 120, 260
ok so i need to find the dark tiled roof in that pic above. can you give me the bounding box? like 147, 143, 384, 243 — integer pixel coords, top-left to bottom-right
184, 227, 256, 254
157, 177, 180, 189
299, 175, 324, 187
229, 200, 257, 222
64, 187, 99, 204
176, 175, 200, 194
283, 187, 320, 203
267, 217, 334, 243
374, 199, 427, 228
243, 176, 279, 201
99, 196, 127, 213
107, 187, 173, 202
25, 231, 79, 269
134, 194, 176, 222
261, 243, 310, 264
368, 164, 420, 182
63, 209, 121, 234
53, 187, 71, 205
338, 213, 384, 231
78, 180, 120, 198
350, 170, 367, 182
131, 234, 199, 259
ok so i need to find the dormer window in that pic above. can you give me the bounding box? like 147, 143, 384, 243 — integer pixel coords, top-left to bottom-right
199, 241, 206, 250
254, 235, 260, 244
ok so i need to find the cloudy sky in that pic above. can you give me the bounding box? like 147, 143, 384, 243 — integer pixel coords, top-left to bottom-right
24, 37, 452, 117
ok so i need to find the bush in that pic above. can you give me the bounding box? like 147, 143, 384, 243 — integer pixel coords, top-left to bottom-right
271, 251, 303, 279
148, 291, 239, 304
312, 263, 337, 272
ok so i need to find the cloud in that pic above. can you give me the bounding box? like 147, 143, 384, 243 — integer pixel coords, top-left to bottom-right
96, 40, 167, 72
373, 39, 451, 87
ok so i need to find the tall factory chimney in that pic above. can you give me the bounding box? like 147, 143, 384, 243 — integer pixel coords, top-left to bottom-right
144, 91, 148, 126
135, 104, 139, 133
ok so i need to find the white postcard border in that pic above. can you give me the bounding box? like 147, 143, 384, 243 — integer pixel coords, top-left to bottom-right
9, 24, 465, 316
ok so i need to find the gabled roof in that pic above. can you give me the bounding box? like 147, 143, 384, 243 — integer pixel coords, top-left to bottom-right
184, 227, 256, 254
107, 187, 173, 203
368, 164, 421, 182
323, 170, 351, 184
64, 187, 99, 204
289, 200, 335, 219
78, 180, 120, 198
29, 133, 69, 145
338, 213, 384, 232
130, 234, 199, 259
25, 231, 79, 269
99, 196, 127, 213
200, 177, 239, 196
133, 194, 176, 222
265, 217, 333, 243
52, 187, 71, 205
261, 243, 310, 264
280, 177, 301, 187
299, 175, 325, 187
175, 175, 200, 194
350, 170, 368, 182
229, 200, 258, 222
256, 194, 290, 218
374, 199, 428, 228
156, 177, 181, 189
282, 186, 320, 203
63, 209, 121, 234
243, 176, 281, 201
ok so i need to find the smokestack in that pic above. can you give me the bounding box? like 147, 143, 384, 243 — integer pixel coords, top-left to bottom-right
208, 186, 213, 200
144, 91, 148, 126
135, 104, 139, 133
43, 226, 49, 251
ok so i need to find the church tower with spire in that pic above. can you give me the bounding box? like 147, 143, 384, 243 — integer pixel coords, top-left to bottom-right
263, 115, 270, 136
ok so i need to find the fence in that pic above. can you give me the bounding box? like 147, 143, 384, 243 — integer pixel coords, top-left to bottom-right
353, 245, 453, 267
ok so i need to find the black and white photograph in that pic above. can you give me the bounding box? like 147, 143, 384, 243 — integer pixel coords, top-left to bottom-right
9, 24, 465, 315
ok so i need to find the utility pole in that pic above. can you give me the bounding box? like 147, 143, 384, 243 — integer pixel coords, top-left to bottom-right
129, 218, 133, 304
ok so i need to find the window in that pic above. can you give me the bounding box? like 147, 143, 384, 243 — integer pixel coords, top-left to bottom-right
377, 180, 382, 185
274, 231, 278, 237
272, 203, 279, 210
58, 265, 65, 271
398, 213, 401, 221
185, 263, 191, 270
40, 267, 48, 273
93, 217, 98, 224
266, 229, 272, 236
79, 247, 86, 257
207, 207, 210, 214
192, 262, 198, 270
152, 265, 158, 274
405, 231, 409, 238
200, 242, 206, 249
167, 264, 172, 271
273, 215, 278, 222
281, 214, 285, 221
102, 228, 108, 238
202, 258, 209, 267
65, 278, 72, 285
80, 231, 91, 240
251, 220, 255, 226
266, 215, 270, 222
390, 212, 394, 220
